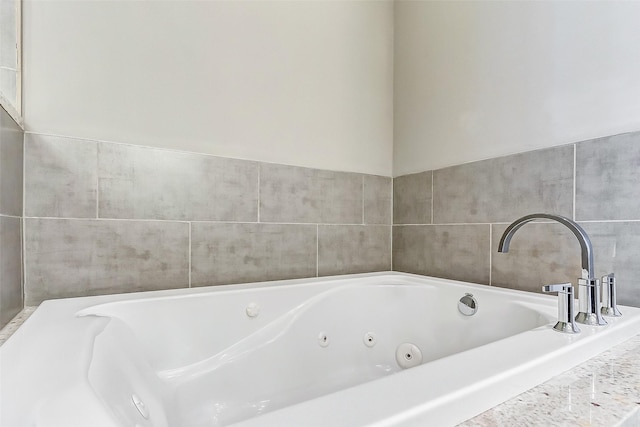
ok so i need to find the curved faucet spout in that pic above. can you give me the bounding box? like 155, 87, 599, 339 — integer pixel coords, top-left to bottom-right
497, 213, 595, 280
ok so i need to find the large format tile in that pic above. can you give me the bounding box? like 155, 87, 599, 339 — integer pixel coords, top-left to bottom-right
581, 222, 640, 307
393, 224, 490, 284
491, 222, 582, 294
318, 225, 391, 276
191, 222, 317, 286
393, 171, 431, 224
260, 163, 363, 224
99, 143, 258, 221
433, 145, 574, 224
0, 216, 22, 328
24, 219, 189, 305
0, 108, 23, 217
364, 175, 392, 225
24, 134, 97, 218
576, 132, 640, 221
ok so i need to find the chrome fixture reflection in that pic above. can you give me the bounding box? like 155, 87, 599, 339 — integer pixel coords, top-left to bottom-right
601, 273, 622, 317
497, 213, 608, 327
542, 283, 580, 333
458, 293, 478, 316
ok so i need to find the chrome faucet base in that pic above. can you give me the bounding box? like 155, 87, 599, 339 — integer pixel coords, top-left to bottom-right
602, 306, 622, 317
552, 321, 580, 334
575, 277, 607, 326
542, 283, 580, 334
601, 273, 622, 317
575, 311, 607, 326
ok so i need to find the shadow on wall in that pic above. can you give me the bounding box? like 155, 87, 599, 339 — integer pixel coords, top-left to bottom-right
0, 106, 24, 329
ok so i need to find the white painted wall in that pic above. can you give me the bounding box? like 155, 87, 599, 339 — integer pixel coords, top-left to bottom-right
23, 0, 393, 176
394, 1, 640, 176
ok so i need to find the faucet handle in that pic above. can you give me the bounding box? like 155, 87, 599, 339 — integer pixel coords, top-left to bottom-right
542, 283, 580, 334
601, 273, 622, 317
542, 283, 573, 294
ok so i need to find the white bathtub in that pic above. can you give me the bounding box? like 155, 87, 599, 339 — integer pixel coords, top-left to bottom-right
1, 272, 639, 427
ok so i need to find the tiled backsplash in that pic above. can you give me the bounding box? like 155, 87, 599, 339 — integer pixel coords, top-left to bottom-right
393, 131, 640, 307
17, 129, 640, 309
0, 106, 23, 328
23, 133, 392, 305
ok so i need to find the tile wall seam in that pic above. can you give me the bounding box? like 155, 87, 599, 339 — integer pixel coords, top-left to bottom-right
188, 222, 192, 288
96, 142, 100, 219
22, 131, 26, 309
23, 216, 192, 224
430, 170, 434, 224
257, 165, 261, 223
572, 144, 578, 221
0, 213, 22, 219
316, 224, 319, 277
390, 178, 394, 271
21, 216, 398, 226
361, 175, 365, 224
391, 222, 499, 226
488, 224, 492, 286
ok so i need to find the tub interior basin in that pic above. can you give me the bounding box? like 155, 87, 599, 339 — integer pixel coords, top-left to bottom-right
78, 280, 555, 427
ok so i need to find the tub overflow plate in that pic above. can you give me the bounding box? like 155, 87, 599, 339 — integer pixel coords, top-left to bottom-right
458, 293, 478, 316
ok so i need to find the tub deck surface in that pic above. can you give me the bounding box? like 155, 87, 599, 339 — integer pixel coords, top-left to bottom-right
1, 272, 639, 426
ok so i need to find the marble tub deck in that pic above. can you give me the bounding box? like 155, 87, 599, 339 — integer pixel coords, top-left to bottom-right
1, 308, 638, 426
461, 334, 640, 426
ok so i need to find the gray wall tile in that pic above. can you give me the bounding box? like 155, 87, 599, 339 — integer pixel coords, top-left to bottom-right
24, 219, 189, 305
491, 222, 581, 294
433, 145, 574, 224
581, 222, 640, 307
260, 163, 363, 224
191, 222, 316, 287
98, 143, 258, 221
576, 132, 640, 221
24, 134, 97, 218
393, 224, 490, 284
0, 108, 23, 217
364, 175, 392, 224
0, 216, 22, 328
393, 171, 431, 224
318, 225, 391, 276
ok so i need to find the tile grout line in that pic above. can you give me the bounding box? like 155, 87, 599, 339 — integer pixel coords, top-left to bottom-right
20, 216, 403, 226
488, 224, 492, 286
23, 216, 640, 226
390, 177, 394, 271
430, 170, 434, 224
188, 222, 192, 288
257, 165, 261, 223
22, 131, 26, 308
96, 143, 100, 219
316, 224, 319, 277
572, 143, 577, 221
361, 176, 365, 225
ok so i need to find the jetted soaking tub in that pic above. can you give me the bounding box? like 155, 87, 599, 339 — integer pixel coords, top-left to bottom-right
1, 272, 639, 426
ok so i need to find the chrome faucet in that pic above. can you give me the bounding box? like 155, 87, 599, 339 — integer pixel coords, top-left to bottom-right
497, 213, 607, 327
541, 283, 580, 333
